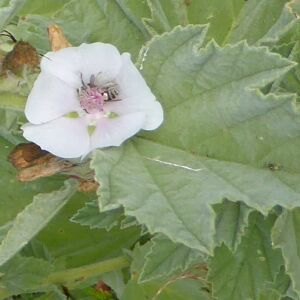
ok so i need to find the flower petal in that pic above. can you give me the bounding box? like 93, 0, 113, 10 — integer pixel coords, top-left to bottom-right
111, 53, 164, 130
41, 47, 82, 87
90, 112, 146, 149
41, 43, 122, 88
104, 96, 163, 130
116, 53, 154, 98
22, 117, 90, 158
77, 43, 122, 84
25, 72, 81, 124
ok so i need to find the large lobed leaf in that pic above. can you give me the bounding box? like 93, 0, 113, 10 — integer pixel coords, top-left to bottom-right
92, 25, 300, 255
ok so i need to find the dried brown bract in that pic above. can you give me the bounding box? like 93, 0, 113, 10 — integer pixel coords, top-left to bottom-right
78, 179, 99, 193
1, 41, 40, 75
8, 143, 73, 182
48, 24, 72, 51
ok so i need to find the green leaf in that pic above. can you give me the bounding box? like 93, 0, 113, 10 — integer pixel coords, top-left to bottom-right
114, 0, 151, 39
0, 222, 12, 244
272, 208, 300, 298
34, 289, 67, 300
208, 212, 283, 300
0, 179, 77, 266
13, 0, 149, 55
214, 200, 253, 251
139, 234, 204, 283
22, 239, 53, 262
186, 0, 244, 44
101, 270, 126, 299
54, 0, 147, 57
122, 243, 210, 300
226, 0, 296, 45
143, 0, 189, 34
142, 0, 298, 46
0, 137, 140, 284
273, 39, 300, 96
37, 194, 140, 270
92, 24, 300, 253
122, 278, 211, 300
92, 141, 217, 254
0, 0, 27, 32
13, 15, 52, 53
71, 200, 124, 231
258, 288, 281, 300
271, 267, 299, 299
19, 0, 68, 16
0, 91, 26, 111
0, 255, 54, 294
0, 109, 24, 143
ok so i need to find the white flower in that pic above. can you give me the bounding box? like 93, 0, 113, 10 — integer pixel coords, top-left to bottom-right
22, 43, 163, 158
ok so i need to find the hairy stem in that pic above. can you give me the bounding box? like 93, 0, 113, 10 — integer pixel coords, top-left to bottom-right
44, 255, 129, 286
0, 255, 129, 299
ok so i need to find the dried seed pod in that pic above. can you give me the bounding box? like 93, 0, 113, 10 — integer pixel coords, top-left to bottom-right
1, 41, 40, 75
8, 143, 48, 169
8, 143, 73, 182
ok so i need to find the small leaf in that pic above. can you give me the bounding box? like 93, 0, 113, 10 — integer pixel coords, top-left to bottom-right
71, 200, 124, 231
227, 0, 296, 45
143, 0, 189, 34
0, 179, 77, 266
186, 0, 244, 44
139, 234, 204, 283
208, 212, 283, 300
271, 267, 299, 299
124, 242, 210, 300
22, 239, 53, 262
101, 270, 125, 299
214, 200, 253, 251
272, 208, 300, 298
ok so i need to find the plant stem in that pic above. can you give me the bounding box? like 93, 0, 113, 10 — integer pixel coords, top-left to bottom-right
0, 256, 129, 300
44, 255, 129, 286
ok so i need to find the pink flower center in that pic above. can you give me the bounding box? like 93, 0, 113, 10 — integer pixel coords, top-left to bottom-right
78, 74, 120, 114
79, 86, 104, 114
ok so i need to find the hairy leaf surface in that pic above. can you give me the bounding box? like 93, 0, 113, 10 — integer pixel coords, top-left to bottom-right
92, 25, 300, 255
272, 209, 300, 298
139, 234, 204, 283
208, 213, 283, 300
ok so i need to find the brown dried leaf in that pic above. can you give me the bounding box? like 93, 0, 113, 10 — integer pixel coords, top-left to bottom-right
78, 179, 99, 193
